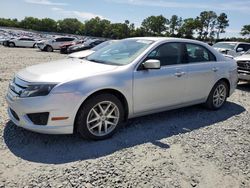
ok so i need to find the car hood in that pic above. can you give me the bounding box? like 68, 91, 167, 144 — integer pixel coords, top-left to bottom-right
234, 54, 250, 61
68, 50, 95, 58
17, 58, 119, 83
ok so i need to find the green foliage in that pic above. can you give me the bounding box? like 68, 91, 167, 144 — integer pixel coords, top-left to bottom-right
57, 18, 84, 34
169, 15, 183, 36
1, 11, 247, 42
141, 15, 168, 36
241, 25, 250, 36
216, 13, 229, 39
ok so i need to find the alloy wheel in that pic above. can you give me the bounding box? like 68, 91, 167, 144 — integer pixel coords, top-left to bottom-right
86, 101, 120, 137
213, 84, 227, 108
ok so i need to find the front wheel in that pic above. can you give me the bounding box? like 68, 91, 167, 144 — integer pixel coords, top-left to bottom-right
9, 42, 15, 47
46, 45, 53, 52
205, 80, 228, 110
76, 94, 124, 140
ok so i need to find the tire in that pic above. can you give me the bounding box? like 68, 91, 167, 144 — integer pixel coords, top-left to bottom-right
46, 45, 53, 52
9, 42, 15, 47
76, 94, 124, 140
205, 80, 229, 110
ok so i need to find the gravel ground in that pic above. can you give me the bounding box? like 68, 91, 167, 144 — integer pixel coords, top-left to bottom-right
0, 46, 249, 188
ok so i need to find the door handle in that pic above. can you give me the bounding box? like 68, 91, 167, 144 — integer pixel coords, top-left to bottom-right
212, 67, 219, 72
175, 72, 185, 77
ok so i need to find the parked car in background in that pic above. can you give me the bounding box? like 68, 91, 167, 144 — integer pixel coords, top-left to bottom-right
67, 39, 106, 54
60, 40, 83, 54
234, 50, 250, 82
6, 37, 238, 140
68, 40, 117, 58
6, 37, 38, 48
213, 42, 250, 57
37, 37, 76, 52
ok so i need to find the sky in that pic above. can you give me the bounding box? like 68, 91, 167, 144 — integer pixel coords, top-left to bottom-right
0, 0, 249, 37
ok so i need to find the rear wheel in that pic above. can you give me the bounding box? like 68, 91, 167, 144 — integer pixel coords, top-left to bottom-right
205, 80, 228, 110
46, 45, 53, 52
76, 94, 124, 140
9, 42, 15, 47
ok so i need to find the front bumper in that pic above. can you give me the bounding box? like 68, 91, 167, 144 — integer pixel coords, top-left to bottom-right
6, 88, 84, 134
37, 43, 46, 50
238, 71, 250, 81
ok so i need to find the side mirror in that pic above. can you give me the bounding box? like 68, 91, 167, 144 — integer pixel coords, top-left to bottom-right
237, 47, 244, 52
143, 59, 161, 69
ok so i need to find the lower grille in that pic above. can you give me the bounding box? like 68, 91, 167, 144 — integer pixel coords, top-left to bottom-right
10, 108, 20, 121
27, 112, 49, 126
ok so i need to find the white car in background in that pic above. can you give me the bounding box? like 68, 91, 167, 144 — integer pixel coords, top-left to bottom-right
37, 37, 77, 52
68, 40, 117, 59
213, 42, 250, 57
8, 37, 38, 48
234, 50, 250, 82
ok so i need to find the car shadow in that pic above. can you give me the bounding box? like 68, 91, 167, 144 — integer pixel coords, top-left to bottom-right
3, 102, 245, 164
237, 82, 250, 92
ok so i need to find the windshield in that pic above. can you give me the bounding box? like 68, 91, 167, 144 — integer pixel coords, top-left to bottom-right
92, 40, 115, 51
245, 50, 250, 54
213, 42, 237, 50
86, 39, 154, 66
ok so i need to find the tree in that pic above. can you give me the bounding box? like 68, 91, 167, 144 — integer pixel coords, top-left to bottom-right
215, 13, 229, 40
19, 17, 41, 30
84, 17, 111, 37
0, 18, 19, 27
169, 15, 183, 36
141, 15, 168, 36
57, 18, 84, 34
196, 11, 217, 40
241, 25, 250, 36
179, 18, 199, 39
39, 18, 57, 32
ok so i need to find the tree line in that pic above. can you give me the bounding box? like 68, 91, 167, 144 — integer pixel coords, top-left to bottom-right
0, 11, 249, 42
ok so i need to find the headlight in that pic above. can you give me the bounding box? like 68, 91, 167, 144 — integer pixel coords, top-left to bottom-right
20, 84, 56, 98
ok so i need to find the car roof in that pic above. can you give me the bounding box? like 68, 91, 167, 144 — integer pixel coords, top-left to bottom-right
127, 37, 210, 46
216, 41, 250, 45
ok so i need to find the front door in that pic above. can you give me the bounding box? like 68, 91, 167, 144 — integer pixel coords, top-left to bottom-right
133, 42, 188, 114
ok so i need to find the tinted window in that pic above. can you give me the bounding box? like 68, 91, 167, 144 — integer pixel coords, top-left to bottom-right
64, 37, 74, 42
147, 43, 184, 66
237, 44, 250, 52
186, 43, 216, 63
55, 38, 63, 42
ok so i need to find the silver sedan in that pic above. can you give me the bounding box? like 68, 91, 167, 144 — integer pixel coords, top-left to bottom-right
6, 37, 238, 140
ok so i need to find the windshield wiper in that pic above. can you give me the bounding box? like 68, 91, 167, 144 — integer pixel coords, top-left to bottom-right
87, 58, 121, 66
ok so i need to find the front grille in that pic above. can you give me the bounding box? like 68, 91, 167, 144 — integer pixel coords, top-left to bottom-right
10, 108, 20, 121
27, 112, 49, 126
237, 61, 250, 71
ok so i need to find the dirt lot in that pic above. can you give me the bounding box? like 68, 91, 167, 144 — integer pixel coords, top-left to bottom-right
0, 46, 249, 188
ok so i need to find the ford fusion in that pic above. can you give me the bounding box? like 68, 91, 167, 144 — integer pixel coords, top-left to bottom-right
6, 37, 238, 140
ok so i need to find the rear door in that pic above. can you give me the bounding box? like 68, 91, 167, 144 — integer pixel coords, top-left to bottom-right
184, 43, 218, 102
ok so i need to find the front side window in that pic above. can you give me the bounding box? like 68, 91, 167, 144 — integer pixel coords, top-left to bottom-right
86, 39, 153, 66
237, 44, 250, 52
146, 43, 184, 66
186, 44, 216, 63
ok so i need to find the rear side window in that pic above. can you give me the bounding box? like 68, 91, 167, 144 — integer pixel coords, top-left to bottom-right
186, 43, 216, 63
64, 37, 75, 42
147, 43, 185, 66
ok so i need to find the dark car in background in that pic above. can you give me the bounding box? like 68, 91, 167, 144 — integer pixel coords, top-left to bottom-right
59, 40, 83, 54
67, 39, 106, 54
